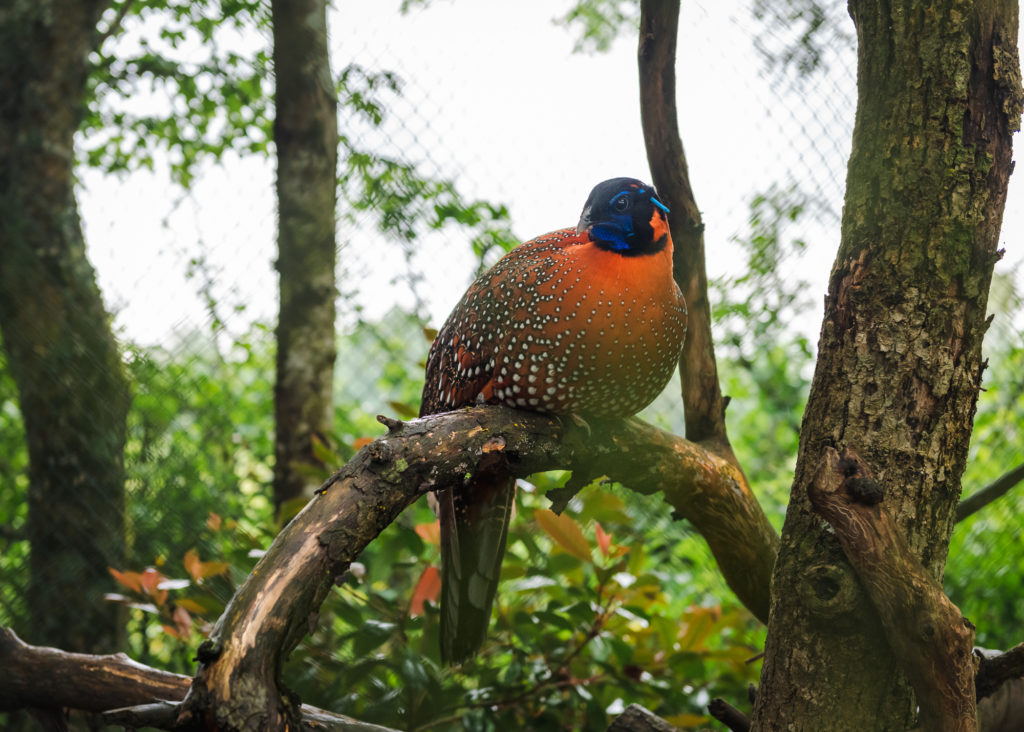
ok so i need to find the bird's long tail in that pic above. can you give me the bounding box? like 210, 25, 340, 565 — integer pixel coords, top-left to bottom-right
437, 470, 515, 665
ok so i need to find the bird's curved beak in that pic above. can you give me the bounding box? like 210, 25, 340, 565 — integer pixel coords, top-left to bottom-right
576, 207, 592, 235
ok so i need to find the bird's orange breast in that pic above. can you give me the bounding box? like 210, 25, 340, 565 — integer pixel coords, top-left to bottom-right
421, 227, 687, 418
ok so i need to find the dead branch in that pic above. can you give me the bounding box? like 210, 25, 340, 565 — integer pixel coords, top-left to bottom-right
808, 447, 978, 732
708, 697, 752, 732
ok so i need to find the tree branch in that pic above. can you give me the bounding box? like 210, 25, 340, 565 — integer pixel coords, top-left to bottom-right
0, 627, 400, 731
93, 0, 136, 50
638, 0, 731, 454
176, 405, 777, 727
977, 643, 1024, 701
708, 697, 751, 732
957, 462, 1024, 522
0, 626, 191, 714
808, 448, 978, 731
606, 703, 681, 731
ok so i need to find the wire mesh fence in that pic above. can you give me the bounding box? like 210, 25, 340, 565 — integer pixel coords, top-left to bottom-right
1, 0, 1022, 673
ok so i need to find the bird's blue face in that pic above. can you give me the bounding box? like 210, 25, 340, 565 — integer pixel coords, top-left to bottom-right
577, 177, 671, 255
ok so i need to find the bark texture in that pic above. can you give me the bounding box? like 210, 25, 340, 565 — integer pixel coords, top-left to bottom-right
753, 1, 1021, 729
808, 449, 978, 731
0, 0, 129, 653
271, 0, 339, 514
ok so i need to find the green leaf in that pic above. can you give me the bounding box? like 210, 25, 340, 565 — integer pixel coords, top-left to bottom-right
352, 619, 396, 657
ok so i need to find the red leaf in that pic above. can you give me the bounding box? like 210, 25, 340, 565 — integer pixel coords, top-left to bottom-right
595, 522, 612, 557
409, 566, 441, 616
535, 509, 591, 562
139, 568, 165, 594
172, 604, 192, 637
206, 513, 222, 531
161, 623, 186, 640
184, 549, 202, 582
198, 561, 229, 579
140, 568, 168, 605
353, 436, 374, 450
414, 520, 441, 546
184, 549, 229, 582
109, 568, 143, 594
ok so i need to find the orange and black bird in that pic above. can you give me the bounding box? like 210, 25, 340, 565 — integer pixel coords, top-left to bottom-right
420, 177, 687, 663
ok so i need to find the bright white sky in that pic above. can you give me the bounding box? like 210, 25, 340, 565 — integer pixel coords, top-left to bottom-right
79, 0, 1023, 348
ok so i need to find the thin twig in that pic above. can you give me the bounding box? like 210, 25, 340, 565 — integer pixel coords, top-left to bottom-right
956, 462, 1024, 521
94, 0, 137, 50
708, 697, 751, 732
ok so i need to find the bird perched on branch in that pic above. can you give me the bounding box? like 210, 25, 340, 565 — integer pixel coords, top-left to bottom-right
420, 177, 687, 663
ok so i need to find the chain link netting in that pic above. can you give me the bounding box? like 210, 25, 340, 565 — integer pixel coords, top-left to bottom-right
1, 0, 1021, 659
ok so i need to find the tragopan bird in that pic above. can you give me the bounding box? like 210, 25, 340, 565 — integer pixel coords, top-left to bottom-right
420, 177, 687, 663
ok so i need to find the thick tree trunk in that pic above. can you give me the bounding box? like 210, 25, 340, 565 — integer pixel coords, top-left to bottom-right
0, 0, 129, 653
753, 1, 1021, 729
271, 0, 339, 514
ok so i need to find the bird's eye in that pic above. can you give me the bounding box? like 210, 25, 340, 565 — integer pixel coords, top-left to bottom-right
611, 193, 631, 213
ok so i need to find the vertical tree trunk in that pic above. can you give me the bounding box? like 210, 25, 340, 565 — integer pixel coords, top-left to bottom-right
753, 1, 1021, 729
271, 0, 339, 514
0, 0, 129, 653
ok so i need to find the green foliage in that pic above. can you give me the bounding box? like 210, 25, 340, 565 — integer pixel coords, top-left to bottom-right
557, 0, 640, 54
751, 0, 855, 79
0, 346, 30, 631
946, 270, 1024, 649
301, 481, 763, 731
84, 0, 273, 185
122, 327, 277, 569
113, 473, 761, 731
112, 325, 277, 667
338, 63, 519, 284
712, 185, 817, 515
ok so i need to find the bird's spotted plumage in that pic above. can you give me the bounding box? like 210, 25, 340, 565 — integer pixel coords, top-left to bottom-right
420, 177, 687, 663
421, 178, 687, 419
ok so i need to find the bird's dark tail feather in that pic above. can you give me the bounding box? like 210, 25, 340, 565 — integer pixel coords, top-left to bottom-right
438, 471, 515, 665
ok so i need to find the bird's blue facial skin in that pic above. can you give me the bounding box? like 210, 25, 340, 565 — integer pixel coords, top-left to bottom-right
593, 190, 637, 251
591, 221, 631, 251
579, 177, 670, 256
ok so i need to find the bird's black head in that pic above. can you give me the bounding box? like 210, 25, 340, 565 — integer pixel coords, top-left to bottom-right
576, 177, 671, 256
